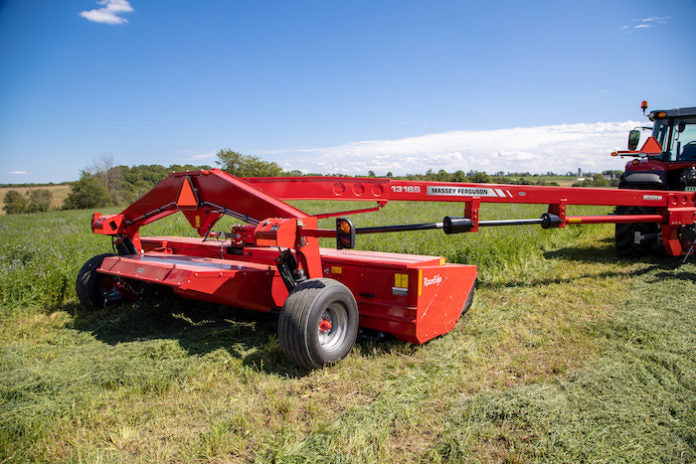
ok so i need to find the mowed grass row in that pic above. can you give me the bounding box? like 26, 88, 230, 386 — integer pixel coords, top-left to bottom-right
0, 201, 694, 463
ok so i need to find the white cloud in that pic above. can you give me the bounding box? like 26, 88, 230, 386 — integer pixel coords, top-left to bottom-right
189, 152, 216, 161
627, 15, 671, 30
9, 171, 29, 175
622, 16, 671, 32
259, 121, 643, 176
637, 16, 671, 23
79, 0, 134, 25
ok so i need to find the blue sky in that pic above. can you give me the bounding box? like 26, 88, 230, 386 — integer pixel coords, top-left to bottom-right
0, 0, 694, 183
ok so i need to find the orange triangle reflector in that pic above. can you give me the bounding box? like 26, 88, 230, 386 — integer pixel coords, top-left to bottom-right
640, 136, 663, 154
177, 177, 198, 208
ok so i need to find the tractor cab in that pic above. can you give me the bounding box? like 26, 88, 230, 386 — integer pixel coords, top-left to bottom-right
617, 104, 696, 191
648, 107, 696, 162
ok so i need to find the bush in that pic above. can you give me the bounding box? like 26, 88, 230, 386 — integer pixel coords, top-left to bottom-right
3, 190, 28, 214
26, 190, 53, 213
63, 173, 112, 210
216, 149, 284, 177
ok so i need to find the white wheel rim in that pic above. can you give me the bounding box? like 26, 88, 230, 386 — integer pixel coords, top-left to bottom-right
317, 302, 348, 353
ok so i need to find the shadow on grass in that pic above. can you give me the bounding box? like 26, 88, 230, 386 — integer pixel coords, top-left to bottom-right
543, 244, 623, 264
65, 294, 310, 377
62, 294, 403, 377
654, 270, 696, 282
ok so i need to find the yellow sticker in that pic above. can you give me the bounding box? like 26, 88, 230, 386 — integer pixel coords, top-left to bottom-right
440, 258, 446, 265
331, 266, 342, 274
195, 216, 200, 228
418, 270, 423, 296
394, 273, 408, 288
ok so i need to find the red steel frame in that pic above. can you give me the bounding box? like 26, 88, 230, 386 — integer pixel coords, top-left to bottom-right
89, 169, 696, 344
245, 176, 696, 256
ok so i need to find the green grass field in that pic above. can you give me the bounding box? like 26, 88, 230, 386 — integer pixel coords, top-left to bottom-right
1, 202, 694, 463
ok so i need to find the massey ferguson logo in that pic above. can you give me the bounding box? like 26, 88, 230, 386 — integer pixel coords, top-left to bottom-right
642, 194, 663, 201
423, 275, 442, 287
426, 186, 509, 198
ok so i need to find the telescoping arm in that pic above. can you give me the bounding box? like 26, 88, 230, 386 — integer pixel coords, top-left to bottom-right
245, 176, 696, 256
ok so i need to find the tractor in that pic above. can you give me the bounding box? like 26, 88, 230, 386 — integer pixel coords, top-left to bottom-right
613, 102, 696, 256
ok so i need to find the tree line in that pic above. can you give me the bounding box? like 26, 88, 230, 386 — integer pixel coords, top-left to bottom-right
2, 149, 620, 214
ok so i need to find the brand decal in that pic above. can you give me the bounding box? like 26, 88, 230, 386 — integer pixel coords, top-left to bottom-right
642, 194, 663, 201
423, 275, 442, 287
426, 186, 508, 197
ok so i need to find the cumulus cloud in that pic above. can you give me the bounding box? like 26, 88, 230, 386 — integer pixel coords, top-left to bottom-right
9, 171, 28, 175
259, 121, 643, 176
79, 0, 134, 25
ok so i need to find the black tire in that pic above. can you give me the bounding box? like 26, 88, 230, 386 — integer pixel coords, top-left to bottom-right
76, 253, 124, 311
614, 206, 662, 257
278, 278, 359, 369
461, 284, 475, 316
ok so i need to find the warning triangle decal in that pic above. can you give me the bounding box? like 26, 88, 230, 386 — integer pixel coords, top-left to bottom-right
177, 177, 199, 208
640, 136, 663, 154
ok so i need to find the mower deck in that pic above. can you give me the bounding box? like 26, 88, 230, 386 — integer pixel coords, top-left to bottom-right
97, 236, 477, 344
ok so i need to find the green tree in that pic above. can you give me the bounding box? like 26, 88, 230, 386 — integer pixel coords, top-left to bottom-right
26, 189, 53, 213
591, 173, 609, 187
63, 173, 112, 210
3, 190, 28, 214
452, 170, 468, 183
470, 171, 491, 183
435, 169, 451, 182
216, 149, 284, 177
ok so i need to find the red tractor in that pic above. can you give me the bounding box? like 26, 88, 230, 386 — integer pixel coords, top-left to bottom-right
613, 102, 696, 256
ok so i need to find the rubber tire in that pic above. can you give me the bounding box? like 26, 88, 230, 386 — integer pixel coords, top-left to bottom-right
461, 284, 475, 316
278, 278, 359, 369
614, 206, 662, 257
76, 253, 121, 311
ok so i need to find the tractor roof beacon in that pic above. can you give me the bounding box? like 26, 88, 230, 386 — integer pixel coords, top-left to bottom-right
612, 101, 696, 257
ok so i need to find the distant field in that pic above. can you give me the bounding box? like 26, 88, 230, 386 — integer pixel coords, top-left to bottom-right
0, 185, 70, 214
1, 201, 694, 463
510, 175, 580, 186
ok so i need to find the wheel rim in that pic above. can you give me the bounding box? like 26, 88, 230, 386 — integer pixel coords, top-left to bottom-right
317, 302, 348, 353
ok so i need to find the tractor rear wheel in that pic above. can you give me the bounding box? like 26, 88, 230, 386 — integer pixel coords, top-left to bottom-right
76, 253, 126, 311
278, 278, 359, 369
614, 206, 662, 257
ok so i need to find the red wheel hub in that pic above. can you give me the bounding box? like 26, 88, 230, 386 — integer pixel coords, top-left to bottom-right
319, 319, 333, 332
